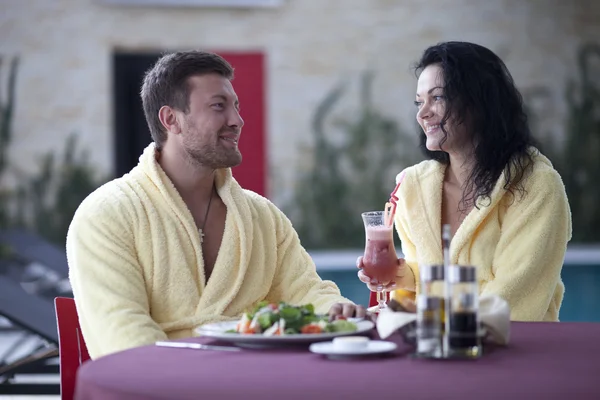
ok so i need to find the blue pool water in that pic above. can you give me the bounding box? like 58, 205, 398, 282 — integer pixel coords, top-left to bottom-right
317, 265, 600, 322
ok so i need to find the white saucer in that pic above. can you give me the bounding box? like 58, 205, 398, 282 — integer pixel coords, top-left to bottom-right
309, 340, 397, 357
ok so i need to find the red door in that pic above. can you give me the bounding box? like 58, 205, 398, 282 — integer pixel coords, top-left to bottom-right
218, 52, 267, 198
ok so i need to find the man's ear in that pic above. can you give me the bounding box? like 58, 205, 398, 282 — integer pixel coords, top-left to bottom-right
158, 106, 182, 135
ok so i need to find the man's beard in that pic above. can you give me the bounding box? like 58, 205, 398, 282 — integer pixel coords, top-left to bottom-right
182, 127, 242, 169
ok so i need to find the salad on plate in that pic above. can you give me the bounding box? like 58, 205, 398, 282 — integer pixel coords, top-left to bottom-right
230, 301, 358, 336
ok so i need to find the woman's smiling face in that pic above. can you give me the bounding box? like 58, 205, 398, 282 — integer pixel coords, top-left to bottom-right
415, 63, 470, 153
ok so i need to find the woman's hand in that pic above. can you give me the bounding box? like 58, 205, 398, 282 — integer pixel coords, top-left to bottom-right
356, 256, 407, 292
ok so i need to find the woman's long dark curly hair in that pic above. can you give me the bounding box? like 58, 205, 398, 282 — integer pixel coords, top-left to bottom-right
414, 41, 538, 210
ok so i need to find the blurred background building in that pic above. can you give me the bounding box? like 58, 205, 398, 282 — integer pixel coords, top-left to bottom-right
1, 0, 599, 395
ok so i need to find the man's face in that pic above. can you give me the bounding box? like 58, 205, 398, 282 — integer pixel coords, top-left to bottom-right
177, 74, 244, 169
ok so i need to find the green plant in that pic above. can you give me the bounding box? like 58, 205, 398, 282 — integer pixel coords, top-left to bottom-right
11, 134, 107, 246
290, 72, 423, 249
560, 43, 600, 242
525, 43, 600, 243
0, 55, 106, 248
0, 56, 18, 230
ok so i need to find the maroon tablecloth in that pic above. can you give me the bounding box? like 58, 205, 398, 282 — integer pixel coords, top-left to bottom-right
75, 322, 600, 400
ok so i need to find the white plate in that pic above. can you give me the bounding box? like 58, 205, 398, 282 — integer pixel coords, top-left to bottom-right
309, 340, 397, 357
194, 319, 375, 347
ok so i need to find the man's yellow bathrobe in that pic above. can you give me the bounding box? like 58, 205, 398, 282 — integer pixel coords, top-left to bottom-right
67, 144, 350, 359
393, 149, 571, 321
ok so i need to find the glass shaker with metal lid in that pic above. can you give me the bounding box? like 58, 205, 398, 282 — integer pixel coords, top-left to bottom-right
415, 264, 445, 357
445, 264, 481, 358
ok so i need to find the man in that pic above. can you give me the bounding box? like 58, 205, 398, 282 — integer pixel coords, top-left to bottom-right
67, 50, 365, 359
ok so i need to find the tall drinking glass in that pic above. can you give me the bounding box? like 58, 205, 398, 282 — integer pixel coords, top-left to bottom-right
361, 211, 399, 311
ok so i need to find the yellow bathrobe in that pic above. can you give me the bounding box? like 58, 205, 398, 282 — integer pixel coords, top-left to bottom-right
67, 143, 349, 359
393, 149, 572, 321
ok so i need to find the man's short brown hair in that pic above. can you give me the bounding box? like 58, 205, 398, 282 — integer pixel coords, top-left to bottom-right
141, 51, 234, 150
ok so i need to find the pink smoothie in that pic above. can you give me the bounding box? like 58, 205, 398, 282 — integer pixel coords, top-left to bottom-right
363, 226, 398, 283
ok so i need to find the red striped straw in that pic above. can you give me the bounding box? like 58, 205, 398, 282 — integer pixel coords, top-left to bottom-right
384, 173, 405, 227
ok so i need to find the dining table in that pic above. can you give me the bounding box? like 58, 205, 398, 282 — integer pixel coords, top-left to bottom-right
74, 321, 600, 400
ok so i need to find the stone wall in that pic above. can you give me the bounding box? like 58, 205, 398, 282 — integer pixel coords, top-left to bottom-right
1, 0, 599, 205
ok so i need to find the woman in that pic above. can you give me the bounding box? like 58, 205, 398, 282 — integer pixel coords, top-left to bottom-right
358, 41, 572, 321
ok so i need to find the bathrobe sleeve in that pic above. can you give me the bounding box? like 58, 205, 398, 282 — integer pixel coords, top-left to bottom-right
393, 172, 419, 294
67, 187, 168, 359
266, 207, 352, 314
483, 169, 572, 321
394, 210, 419, 294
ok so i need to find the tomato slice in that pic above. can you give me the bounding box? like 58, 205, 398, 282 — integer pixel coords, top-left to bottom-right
301, 324, 323, 334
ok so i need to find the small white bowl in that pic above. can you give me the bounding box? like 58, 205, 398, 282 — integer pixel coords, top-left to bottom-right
332, 336, 370, 351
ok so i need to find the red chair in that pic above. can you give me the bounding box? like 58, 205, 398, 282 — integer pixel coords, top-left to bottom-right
54, 297, 90, 400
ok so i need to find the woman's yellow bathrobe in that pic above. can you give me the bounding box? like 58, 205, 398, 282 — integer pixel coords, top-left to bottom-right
67, 144, 350, 359
393, 149, 572, 321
